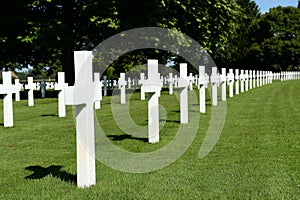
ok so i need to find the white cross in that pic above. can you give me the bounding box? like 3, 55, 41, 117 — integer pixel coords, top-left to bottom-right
127, 77, 131, 89
64, 51, 101, 188
240, 70, 245, 93
0, 72, 19, 127
167, 73, 173, 95
245, 70, 249, 91
220, 68, 227, 101
227, 69, 234, 98
14, 79, 22, 101
210, 67, 218, 106
253, 70, 256, 88
94, 73, 102, 109
118, 73, 127, 104
235, 69, 239, 95
54, 72, 68, 117
257, 70, 261, 86
178, 63, 189, 124
25, 77, 35, 106
188, 73, 194, 91
141, 59, 162, 143
198, 66, 206, 113
174, 75, 178, 88
249, 70, 253, 89
259, 71, 263, 86
194, 75, 198, 86
139, 73, 146, 100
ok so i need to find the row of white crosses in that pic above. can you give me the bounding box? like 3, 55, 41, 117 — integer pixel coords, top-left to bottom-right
280, 71, 300, 81
19, 79, 57, 91
115, 69, 300, 97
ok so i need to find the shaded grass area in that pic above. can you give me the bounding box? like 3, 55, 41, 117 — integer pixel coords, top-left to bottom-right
0, 81, 299, 199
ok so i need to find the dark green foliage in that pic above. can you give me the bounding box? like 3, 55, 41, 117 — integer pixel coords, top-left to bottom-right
245, 6, 300, 71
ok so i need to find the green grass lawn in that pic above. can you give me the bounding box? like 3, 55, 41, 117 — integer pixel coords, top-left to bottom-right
0, 81, 299, 199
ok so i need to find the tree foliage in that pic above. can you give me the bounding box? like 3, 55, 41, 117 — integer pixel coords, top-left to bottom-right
0, 0, 299, 81
246, 6, 300, 71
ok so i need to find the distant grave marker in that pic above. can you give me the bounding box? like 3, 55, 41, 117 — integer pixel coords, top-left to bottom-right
220, 68, 227, 101
14, 79, 22, 101
25, 77, 35, 106
235, 69, 240, 95
118, 73, 127, 104
94, 73, 102, 110
0, 72, 19, 127
178, 63, 189, 124
198, 66, 206, 113
54, 72, 68, 117
168, 73, 173, 95
210, 67, 218, 106
227, 69, 234, 98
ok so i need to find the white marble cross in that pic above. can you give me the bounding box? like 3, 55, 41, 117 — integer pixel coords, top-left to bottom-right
220, 68, 227, 101
245, 70, 249, 92
54, 72, 68, 117
127, 77, 132, 89
269, 71, 273, 84
249, 70, 253, 89
174, 75, 178, 88
168, 73, 173, 95
25, 77, 35, 106
240, 69, 245, 93
194, 75, 198, 86
259, 71, 263, 87
178, 63, 189, 124
210, 67, 218, 106
235, 69, 239, 95
119, 73, 127, 104
257, 71, 260, 87
64, 51, 101, 188
198, 66, 206, 113
227, 69, 234, 98
253, 71, 256, 88
141, 59, 162, 143
140, 73, 146, 100
0, 72, 19, 127
14, 79, 22, 101
189, 73, 194, 91
94, 73, 102, 110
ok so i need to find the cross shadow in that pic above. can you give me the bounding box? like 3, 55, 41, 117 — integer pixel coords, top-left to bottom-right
160, 119, 181, 124
41, 114, 58, 117
107, 134, 148, 142
0, 123, 4, 126
25, 165, 76, 185
171, 110, 180, 113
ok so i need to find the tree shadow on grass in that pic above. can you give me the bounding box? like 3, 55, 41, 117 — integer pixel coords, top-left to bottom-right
25, 165, 76, 185
107, 134, 148, 142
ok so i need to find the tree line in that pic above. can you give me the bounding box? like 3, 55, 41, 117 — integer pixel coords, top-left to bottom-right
0, 0, 299, 83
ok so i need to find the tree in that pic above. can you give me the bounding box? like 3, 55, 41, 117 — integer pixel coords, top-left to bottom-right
0, 0, 243, 79
223, 0, 260, 69
246, 6, 300, 71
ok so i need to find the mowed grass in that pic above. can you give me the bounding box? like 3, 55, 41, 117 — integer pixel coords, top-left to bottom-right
0, 81, 299, 199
